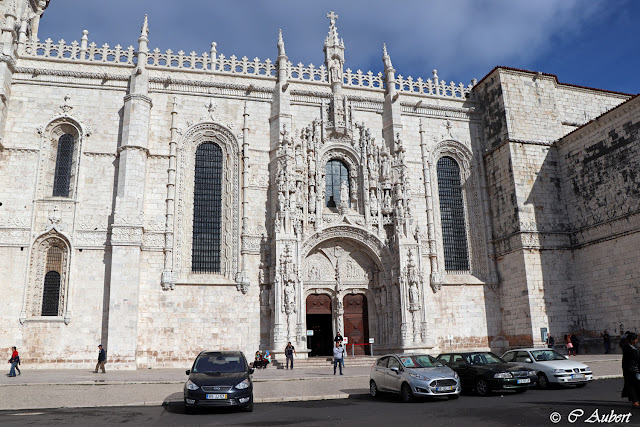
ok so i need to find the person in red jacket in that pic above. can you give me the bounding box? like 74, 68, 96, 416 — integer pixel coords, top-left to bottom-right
7, 347, 19, 377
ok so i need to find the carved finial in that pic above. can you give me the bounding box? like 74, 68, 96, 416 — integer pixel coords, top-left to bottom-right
382, 43, 388, 57
141, 14, 149, 38
327, 11, 339, 26
277, 29, 286, 57
172, 96, 178, 112
382, 43, 393, 70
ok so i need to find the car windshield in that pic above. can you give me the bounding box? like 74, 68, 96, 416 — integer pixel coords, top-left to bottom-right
400, 355, 443, 368
465, 353, 503, 365
530, 350, 566, 361
193, 353, 245, 373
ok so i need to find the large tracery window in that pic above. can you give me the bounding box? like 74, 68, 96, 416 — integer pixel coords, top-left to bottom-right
52, 134, 74, 197
325, 159, 350, 207
437, 156, 469, 271
192, 142, 223, 273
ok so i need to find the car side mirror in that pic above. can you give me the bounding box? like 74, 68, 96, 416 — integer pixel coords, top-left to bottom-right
249, 368, 255, 375
524, 358, 532, 363
185, 370, 190, 375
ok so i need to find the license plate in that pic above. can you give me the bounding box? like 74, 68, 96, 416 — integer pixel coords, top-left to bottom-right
436, 386, 454, 391
571, 374, 585, 379
517, 378, 530, 384
206, 394, 227, 399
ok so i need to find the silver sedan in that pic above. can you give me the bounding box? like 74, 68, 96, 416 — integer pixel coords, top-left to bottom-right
502, 348, 593, 388
370, 353, 461, 402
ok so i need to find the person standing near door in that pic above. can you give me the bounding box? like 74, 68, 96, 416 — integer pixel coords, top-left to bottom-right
333, 342, 345, 375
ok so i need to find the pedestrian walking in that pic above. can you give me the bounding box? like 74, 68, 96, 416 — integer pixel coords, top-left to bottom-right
284, 342, 296, 370
571, 333, 580, 355
6, 347, 19, 377
94, 344, 106, 373
565, 334, 575, 356
621, 332, 640, 410
601, 330, 611, 354
333, 342, 345, 375
546, 334, 555, 350
621, 331, 630, 349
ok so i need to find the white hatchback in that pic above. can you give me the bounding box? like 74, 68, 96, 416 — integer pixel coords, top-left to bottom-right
502, 348, 593, 389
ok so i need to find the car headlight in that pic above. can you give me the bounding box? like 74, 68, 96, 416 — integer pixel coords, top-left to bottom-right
186, 380, 199, 391
235, 379, 250, 390
553, 369, 565, 373
494, 372, 513, 379
409, 373, 430, 381
584, 366, 590, 371
454, 372, 459, 379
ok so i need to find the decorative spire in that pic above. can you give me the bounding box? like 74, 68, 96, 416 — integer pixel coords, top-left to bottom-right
277, 29, 287, 58
325, 11, 340, 47
382, 43, 397, 97
140, 14, 149, 40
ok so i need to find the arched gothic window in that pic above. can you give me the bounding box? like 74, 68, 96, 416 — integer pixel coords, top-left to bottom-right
52, 134, 74, 197
436, 156, 469, 271
325, 159, 349, 207
192, 142, 223, 273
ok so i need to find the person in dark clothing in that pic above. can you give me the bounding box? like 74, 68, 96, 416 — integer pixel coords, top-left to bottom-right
622, 331, 631, 349
7, 347, 19, 377
621, 332, 640, 410
284, 342, 296, 370
570, 334, 580, 355
334, 332, 343, 344
546, 334, 555, 350
94, 344, 106, 373
601, 330, 611, 354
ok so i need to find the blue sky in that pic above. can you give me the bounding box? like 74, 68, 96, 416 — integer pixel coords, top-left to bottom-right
39, 0, 638, 94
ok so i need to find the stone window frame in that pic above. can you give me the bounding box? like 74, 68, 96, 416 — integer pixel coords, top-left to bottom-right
22, 228, 72, 323
430, 140, 475, 277
318, 146, 360, 214
174, 122, 240, 285
36, 118, 84, 200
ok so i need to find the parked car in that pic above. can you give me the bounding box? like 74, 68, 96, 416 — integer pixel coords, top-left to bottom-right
502, 348, 593, 389
436, 351, 536, 396
369, 353, 461, 402
184, 351, 254, 412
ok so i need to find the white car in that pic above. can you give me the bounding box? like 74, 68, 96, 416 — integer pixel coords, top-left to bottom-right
502, 348, 593, 389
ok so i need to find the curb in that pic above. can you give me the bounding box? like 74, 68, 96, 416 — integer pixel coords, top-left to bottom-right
0, 374, 370, 388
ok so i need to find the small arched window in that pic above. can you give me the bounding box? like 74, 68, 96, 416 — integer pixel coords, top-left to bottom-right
192, 142, 223, 273
41, 246, 63, 316
52, 133, 74, 197
436, 156, 469, 271
325, 159, 349, 207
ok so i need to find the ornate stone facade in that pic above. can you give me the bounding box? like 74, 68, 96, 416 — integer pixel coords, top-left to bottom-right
0, 3, 637, 368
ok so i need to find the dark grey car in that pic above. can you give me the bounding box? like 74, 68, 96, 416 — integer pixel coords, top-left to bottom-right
369, 354, 461, 402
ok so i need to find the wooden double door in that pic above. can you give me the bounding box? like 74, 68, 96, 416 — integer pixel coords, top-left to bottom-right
343, 294, 370, 356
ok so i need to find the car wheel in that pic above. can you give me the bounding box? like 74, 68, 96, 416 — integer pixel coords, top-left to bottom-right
537, 373, 549, 389
475, 377, 490, 396
575, 383, 587, 388
401, 383, 415, 403
515, 388, 528, 394
370, 380, 379, 398
241, 396, 254, 412
448, 394, 459, 400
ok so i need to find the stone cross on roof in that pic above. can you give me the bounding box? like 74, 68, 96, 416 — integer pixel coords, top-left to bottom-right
327, 11, 338, 26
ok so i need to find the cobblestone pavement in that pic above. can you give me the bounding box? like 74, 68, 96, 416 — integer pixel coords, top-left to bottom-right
0, 355, 622, 410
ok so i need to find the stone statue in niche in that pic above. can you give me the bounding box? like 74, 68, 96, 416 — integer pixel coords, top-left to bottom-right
395, 200, 404, 218
409, 283, 419, 306
368, 153, 378, 181
278, 192, 286, 212
369, 190, 378, 216
308, 152, 316, 176
382, 191, 392, 214
308, 186, 316, 213
381, 154, 390, 181
329, 57, 342, 84
340, 180, 349, 206
284, 282, 295, 314
295, 145, 303, 167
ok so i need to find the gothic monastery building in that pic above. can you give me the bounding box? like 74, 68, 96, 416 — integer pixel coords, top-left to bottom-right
1, 1, 639, 368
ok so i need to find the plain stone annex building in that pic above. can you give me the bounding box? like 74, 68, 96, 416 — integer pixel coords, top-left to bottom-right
0, 2, 638, 369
